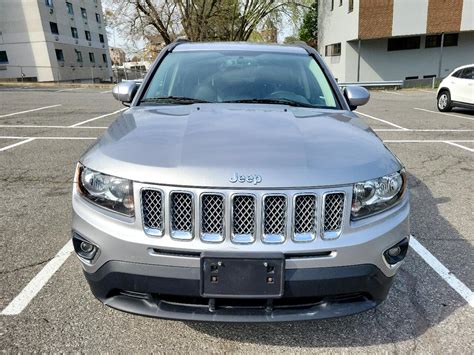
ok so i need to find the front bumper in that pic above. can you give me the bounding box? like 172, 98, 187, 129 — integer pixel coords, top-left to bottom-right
72, 183, 410, 321
84, 261, 393, 322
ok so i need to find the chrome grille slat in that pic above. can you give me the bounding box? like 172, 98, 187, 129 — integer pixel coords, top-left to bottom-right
322, 192, 345, 239
293, 194, 317, 242
262, 195, 287, 244
141, 189, 164, 236
170, 192, 194, 240
140, 188, 346, 243
201, 194, 225, 242
231, 195, 256, 244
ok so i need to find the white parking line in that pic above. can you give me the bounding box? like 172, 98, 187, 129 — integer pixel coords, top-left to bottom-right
56, 88, 84, 93
443, 141, 474, 152
414, 108, 474, 121
0, 138, 36, 152
374, 129, 474, 132
410, 237, 474, 307
0, 124, 106, 129
101, 90, 112, 94
0, 136, 97, 140
69, 108, 126, 127
0, 104, 62, 118
356, 111, 409, 130
384, 140, 474, 143
1, 241, 74, 315
382, 90, 403, 96
417, 89, 435, 94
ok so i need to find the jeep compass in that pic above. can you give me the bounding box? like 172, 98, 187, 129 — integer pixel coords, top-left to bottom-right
72, 42, 410, 322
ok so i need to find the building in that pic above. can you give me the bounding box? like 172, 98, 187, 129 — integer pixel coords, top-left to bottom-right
318, 0, 474, 82
0, 0, 112, 82
109, 47, 126, 66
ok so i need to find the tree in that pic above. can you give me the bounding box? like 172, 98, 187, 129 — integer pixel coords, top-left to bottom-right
105, 0, 311, 45
299, 1, 317, 45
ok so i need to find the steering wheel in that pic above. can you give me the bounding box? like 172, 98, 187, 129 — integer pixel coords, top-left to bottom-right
265, 90, 310, 104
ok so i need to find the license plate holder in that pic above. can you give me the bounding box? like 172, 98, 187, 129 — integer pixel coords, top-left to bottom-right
200, 253, 284, 298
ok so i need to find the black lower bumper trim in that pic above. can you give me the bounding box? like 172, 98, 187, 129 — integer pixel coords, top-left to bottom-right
84, 261, 394, 322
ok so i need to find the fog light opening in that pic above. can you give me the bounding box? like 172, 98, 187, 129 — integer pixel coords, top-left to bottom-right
72, 232, 99, 261
384, 238, 409, 265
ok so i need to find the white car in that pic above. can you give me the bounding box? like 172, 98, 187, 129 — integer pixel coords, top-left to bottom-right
437, 64, 474, 112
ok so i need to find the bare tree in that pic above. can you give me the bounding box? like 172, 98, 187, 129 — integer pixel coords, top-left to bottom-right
105, 0, 311, 45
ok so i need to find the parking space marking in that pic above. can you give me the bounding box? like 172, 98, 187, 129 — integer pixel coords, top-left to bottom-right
384, 140, 474, 143
443, 141, 474, 152
417, 89, 435, 94
414, 108, 474, 121
1, 241, 74, 316
374, 129, 474, 132
101, 90, 112, 94
410, 237, 474, 307
0, 104, 62, 118
0, 124, 106, 129
69, 108, 127, 127
56, 88, 84, 92
382, 90, 404, 96
0, 136, 97, 140
356, 111, 409, 130
0, 138, 36, 152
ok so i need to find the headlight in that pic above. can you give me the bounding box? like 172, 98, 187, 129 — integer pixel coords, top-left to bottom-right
76, 164, 134, 216
351, 170, 406, 220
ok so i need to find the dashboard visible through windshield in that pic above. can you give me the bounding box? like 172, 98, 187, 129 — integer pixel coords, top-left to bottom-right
142, 50, 339, 109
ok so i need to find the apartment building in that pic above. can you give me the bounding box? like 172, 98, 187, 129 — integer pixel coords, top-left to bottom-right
0, 0, 112, 82
318, 0, 474, 82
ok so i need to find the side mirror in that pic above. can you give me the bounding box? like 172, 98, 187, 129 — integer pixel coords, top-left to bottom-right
112, 81, 139, 105
343, 86, 370, 111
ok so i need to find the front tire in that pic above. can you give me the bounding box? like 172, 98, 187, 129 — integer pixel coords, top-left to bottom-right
437, 91, 452, 112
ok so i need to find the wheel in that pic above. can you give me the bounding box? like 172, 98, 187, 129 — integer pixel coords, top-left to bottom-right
437, 91, 452, 112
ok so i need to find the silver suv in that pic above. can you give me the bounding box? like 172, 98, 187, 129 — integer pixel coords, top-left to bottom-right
72, 42, 410, 322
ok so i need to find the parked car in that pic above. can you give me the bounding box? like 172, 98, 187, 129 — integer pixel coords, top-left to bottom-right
437, 64, 474, 112
72, 41, 410, 322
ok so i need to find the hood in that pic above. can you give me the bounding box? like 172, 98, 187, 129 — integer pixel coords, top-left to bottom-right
81, 104, 401, 188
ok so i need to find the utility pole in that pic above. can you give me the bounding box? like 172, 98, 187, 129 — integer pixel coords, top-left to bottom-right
437, 33, 445, 78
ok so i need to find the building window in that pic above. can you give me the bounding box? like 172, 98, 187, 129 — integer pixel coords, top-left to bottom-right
349, 0, 354, 12
325, 43, 341, 56
89, 52, 95, 63
387, 36, 421, 51
99, 34, 105, 43
50, 22, 59, 35
405, 76, 419, 80
339, 0, 343, 6
331, 0, 334, 11
95, 13, 101, 23
45, 0, 53, 7
85, 30, 91, 41
81, 8, 87, 19
66, 2, 73, 15
71, 27, 78, 39
102, 53, 107, 63
0, 51, 8, 64
425, 33, 458, 48
75, 50, 83, 62
55, 49, 64, 61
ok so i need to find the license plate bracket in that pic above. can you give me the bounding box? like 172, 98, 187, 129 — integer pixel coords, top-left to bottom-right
200, 253, 284, 298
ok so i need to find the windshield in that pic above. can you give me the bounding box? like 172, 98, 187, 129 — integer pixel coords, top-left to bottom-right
142, 50, 339, 109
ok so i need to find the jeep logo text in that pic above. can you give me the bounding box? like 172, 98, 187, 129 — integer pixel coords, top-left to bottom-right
229, 172, 262, 185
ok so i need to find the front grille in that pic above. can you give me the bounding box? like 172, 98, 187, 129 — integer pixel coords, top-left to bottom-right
293, 194, 317, 242
263, 195, 287, 243
170, 192, 193, 239
141, 189, 163, 236
322, 193, 345, 239
201, 194, 225, 242
232, 195, 256, 244
140, 188, 346, 243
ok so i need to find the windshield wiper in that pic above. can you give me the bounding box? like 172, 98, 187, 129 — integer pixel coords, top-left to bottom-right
141, 96, 211, 104
221, 98, 319, 108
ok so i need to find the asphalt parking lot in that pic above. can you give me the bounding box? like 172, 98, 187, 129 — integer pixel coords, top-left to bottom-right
0, 86, 472, 352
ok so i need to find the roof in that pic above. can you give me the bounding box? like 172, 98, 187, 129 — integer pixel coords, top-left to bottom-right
172, 41, 308, 54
